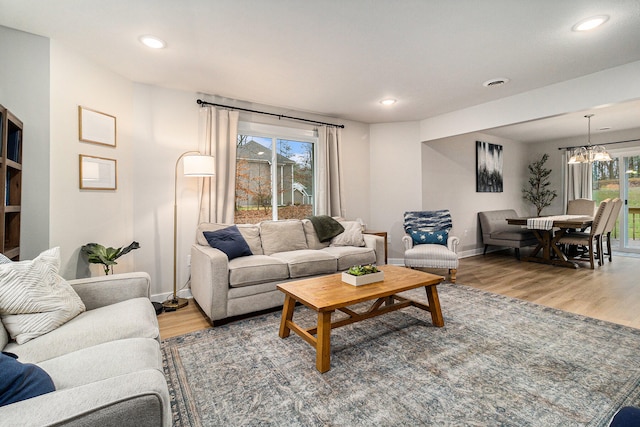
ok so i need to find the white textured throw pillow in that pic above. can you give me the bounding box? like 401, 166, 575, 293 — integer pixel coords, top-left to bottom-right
330, 221, 365, 247
0, 247, 86, 344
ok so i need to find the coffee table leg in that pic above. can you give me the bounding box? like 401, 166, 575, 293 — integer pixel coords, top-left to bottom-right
425, 285, 444, 327
279, 295, 295, 338
316, 311, 332, 373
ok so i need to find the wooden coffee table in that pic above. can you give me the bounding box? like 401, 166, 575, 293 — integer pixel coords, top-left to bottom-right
277, 265, 444, 373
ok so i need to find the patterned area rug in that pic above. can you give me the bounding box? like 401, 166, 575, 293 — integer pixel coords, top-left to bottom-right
162, 284, 640, 426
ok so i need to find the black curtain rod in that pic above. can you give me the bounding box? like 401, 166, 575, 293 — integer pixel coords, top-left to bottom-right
558, 138, 640, 151
197, 99, 345, 129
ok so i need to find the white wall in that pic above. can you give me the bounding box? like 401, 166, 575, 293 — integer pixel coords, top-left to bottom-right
132, 84, 201, 297
0, 26, 50, 259
422, 132, 529, 254
49, 41, 135, 278
369, 122, 421, 261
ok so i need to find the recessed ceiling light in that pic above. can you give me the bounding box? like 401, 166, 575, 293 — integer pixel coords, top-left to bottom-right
482, 78, 510, 88
572, 15, 609, 32
380, 98, 397, 106
139, 35, 166, 49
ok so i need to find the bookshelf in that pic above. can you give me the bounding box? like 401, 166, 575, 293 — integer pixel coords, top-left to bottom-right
0, 104, 23, 260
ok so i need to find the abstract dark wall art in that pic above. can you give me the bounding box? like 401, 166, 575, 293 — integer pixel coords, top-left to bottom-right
476, 141, 503, 192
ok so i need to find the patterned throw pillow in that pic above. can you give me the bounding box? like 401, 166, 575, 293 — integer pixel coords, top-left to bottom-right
410, 229, 449, 246
0, 247, 86, 344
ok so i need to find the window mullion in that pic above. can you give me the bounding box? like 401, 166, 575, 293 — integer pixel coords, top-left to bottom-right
271, 137, 278, 220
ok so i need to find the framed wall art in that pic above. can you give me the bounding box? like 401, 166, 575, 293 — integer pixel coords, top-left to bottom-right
476, 141, 503, 193
78, 106, 116, 147
79, 155, 117, 190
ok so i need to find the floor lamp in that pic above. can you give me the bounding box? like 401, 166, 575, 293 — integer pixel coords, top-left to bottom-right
163, 151, 216, 310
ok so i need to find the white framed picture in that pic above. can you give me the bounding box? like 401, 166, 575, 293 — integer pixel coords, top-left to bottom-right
79, 154, 117, 190
78, 106, 117, 147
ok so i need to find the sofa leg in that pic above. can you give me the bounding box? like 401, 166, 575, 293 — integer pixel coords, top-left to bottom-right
483, 244, 488, 255
449, 269, 457, 283
515, 248, 520, 260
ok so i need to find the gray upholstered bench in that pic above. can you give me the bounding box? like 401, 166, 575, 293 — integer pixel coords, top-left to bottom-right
478, 209, 538, 259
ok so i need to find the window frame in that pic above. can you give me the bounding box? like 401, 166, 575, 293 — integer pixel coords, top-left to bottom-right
237, 121, 319, 220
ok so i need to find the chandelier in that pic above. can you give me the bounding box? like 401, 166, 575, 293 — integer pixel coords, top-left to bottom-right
568, 114, 612, 164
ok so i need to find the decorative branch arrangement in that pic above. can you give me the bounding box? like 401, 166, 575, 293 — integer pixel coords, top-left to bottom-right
522, 154, 557, 216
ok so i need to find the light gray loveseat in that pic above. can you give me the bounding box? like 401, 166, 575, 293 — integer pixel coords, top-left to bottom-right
478, 209, 538, 259
0, 272, 171, 427
191, 219, 386, 322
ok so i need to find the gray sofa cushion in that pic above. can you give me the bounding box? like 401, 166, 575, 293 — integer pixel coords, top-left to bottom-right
321, 246, 377, 271
38, 338, 161, 390
271, 250, 337, 278
260, 220, 308, 255
197, 223, 263, 255
4, 298, 159, 364
302, 219, 330, 250
228, 255, 289, 288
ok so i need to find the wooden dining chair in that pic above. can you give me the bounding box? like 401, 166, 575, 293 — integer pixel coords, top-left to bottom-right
602, 198, 623, 262
566, 198, 596, 216
556, 199, 613, 269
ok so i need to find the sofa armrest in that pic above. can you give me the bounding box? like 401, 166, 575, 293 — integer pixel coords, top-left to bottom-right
69, 272, 151, 311
190, 244, 230, 322
0, 369, 171, 427
363, 234, 386, 265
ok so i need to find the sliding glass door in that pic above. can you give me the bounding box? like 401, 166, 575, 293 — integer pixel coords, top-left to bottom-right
621, 156, 640, 251
593, 154, 640, 253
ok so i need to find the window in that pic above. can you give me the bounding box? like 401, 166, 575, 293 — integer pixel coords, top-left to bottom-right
235, 123, 317, 223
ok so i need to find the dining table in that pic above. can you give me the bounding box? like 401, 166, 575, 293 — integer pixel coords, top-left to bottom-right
506, 215, 594, 268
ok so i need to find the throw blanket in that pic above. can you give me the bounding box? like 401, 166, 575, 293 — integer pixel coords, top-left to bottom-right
526, 215, 586, 230
307, 215, 344, 242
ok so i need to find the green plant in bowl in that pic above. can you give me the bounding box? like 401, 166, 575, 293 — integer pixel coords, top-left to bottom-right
346, 264, 379, 276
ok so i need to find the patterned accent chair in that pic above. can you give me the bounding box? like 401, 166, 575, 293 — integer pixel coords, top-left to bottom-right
402, 210, 460, 283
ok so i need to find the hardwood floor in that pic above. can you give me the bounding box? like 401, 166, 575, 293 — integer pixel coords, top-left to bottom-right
158, 249, 640, 339
157, 301, 211, 339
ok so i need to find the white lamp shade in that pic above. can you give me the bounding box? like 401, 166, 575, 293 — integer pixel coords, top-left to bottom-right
183, 155, 215, 176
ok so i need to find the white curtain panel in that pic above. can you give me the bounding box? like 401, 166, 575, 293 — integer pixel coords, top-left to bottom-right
316, 126, 345, 217
563, 150, 593, 211
198, 106, 239, 224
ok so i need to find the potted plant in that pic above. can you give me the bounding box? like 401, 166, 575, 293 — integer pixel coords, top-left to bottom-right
81, 241, 140, 275
522, 154, 558, 216
341, 264, 384, 286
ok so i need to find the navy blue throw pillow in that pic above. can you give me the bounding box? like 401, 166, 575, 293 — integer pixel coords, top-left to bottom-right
0, 352, 55, 407
410, 229, 449, 246
203, 225, 253, 260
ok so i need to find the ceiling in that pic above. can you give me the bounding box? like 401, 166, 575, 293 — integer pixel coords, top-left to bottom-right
1, 0, 640, 140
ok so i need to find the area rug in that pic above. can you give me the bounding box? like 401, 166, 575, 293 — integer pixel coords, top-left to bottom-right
162, 284, 640, 426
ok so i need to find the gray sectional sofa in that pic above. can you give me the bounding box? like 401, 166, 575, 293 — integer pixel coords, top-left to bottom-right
191, 219, 386, 322
0, 272, 171, 427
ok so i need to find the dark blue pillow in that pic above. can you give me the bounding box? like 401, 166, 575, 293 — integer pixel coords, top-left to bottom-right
203, 225, 252, 260
410, 229, 449, 246
0, 352, 55, 407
